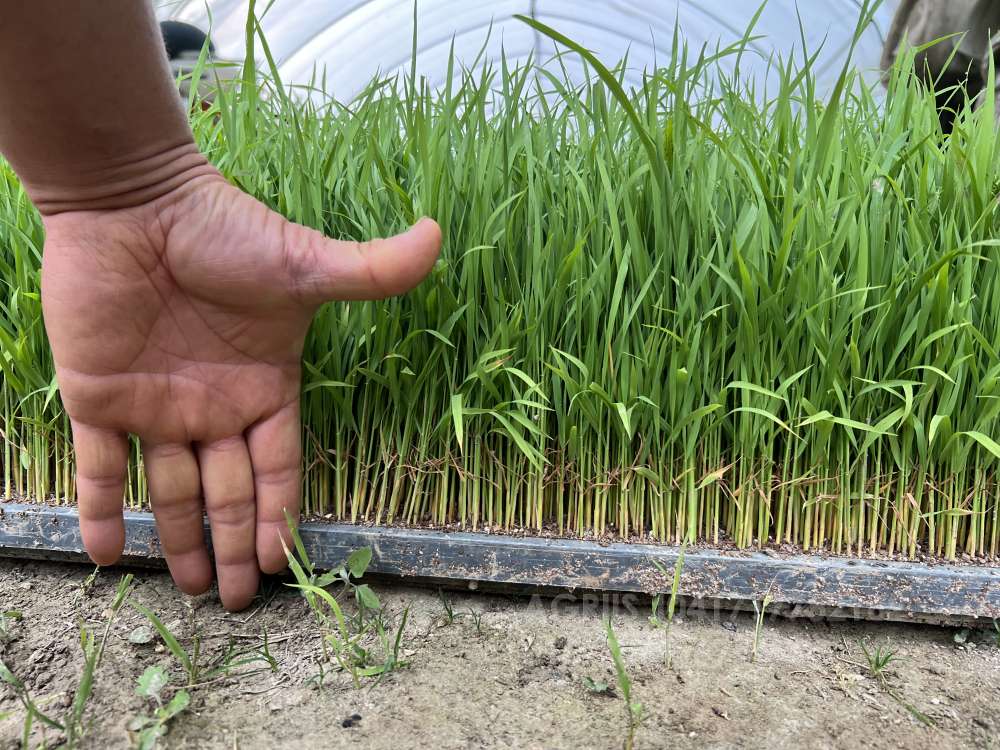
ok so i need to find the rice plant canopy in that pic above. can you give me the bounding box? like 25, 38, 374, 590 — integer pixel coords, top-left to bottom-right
3, 9, 1000, 562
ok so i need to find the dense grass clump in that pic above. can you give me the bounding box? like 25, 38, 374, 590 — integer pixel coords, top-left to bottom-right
3, 14, 1000, 560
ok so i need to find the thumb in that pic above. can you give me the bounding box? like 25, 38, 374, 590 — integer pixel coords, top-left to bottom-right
286, 217, 442, 304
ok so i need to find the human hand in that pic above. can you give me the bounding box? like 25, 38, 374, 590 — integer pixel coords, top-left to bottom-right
40, 173, 441, 610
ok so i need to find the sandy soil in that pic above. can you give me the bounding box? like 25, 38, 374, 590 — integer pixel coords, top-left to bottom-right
0, 558, 998, 750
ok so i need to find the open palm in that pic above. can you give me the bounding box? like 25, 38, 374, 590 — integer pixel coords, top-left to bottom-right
41, 174, 441, 610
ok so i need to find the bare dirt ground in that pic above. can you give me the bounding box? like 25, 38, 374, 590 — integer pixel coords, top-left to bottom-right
0, 558, 998, 750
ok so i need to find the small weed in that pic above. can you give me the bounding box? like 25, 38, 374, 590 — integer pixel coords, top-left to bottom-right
131, 601, 275, 688
0, 658, 63, 748
258, 626, 279, 673
127, 665, 190, 749
582, 675, 612, 695
750, 591, 774, 664
366, 607, 410, 686
860, 640, 899, 684
0, 609, 22, 645
467, 608, 484, 636
858, 639, 935, 728
306, 658, 329, 690
437, 590, 460, 626
0, 573, 133, 749
649, 543, 686, 668
131, 602, 198, 685
64, 573, 134, 746
283, 513, 410, 688
78, 566, 100, 598
993, 620, 999, 647
127, 625, 154, 646
605, 620, 644, 750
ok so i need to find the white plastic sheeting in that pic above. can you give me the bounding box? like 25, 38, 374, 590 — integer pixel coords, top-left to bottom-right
157, 1, 901, 101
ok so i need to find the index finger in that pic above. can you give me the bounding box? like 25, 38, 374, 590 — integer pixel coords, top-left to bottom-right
71, 420, 129, 566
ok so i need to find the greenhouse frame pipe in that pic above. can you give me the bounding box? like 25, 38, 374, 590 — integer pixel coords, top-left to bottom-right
0, 502, 998, 624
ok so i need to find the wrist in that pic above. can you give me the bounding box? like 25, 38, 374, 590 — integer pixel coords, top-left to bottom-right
23, 139, 219, 217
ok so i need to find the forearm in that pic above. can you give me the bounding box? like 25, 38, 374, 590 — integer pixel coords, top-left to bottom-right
0, 1, 216, 215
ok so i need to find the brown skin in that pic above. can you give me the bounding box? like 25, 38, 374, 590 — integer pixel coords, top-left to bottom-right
0, 3, 442, 610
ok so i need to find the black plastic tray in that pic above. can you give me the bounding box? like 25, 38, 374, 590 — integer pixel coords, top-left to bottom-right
1, 502, 997, 624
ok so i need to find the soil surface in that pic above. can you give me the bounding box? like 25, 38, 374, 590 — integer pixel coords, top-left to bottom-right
0, 558, 998, 750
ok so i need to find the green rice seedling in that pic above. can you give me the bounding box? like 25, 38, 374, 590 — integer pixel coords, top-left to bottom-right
604, 620, 644, 750
3, 2, 1000, 563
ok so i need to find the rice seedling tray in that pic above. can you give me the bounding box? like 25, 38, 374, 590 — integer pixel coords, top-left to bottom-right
1, 502, 996, 625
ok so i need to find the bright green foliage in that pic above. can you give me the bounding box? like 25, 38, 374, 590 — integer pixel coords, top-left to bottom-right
2, 9, 1000, 560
